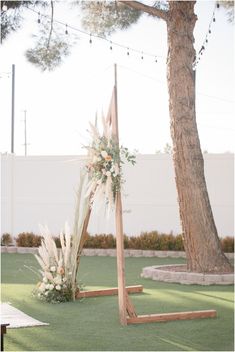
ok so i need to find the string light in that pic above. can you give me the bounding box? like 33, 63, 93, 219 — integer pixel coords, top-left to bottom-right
28, 6, 162, 63
193, 3, 219, 69
65, 24, 68, 35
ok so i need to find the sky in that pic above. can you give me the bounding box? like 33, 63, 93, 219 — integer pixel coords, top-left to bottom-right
0, 0, 234, 156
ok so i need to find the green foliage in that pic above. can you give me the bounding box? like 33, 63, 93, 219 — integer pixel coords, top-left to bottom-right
84, 233, 116, 249
1, 233, 13, 246
83, 231, 185, 251
34, 284, 73, 303
16, 232, 42, 247
25, 26, 70, 71
13, 230, 234, 252
79, 1, 142, 37
0, 1, 47, 42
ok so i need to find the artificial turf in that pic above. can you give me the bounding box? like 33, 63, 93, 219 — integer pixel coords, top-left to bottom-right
1, 253, 234, 351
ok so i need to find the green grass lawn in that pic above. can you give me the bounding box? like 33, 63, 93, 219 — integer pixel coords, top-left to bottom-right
1, 253, 234, 351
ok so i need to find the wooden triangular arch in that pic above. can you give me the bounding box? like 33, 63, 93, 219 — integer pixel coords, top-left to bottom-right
75, 64, 216, 326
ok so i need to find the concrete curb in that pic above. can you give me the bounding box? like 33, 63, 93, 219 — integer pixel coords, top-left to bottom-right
141, 264, 234, 285
1, 246, 234, 259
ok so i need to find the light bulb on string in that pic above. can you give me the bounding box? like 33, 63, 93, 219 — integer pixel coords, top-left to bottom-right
109, 41, 113, 50
89, 34, 92, 44
141, 52, 144, 60
65, 24, 68, 35
127, 48, 130, 56
37, 12, 41, 24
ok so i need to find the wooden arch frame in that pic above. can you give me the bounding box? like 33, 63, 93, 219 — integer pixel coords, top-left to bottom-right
76, 64, 216, 326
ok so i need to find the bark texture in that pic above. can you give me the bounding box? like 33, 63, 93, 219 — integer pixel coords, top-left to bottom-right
166, 1, 232, 273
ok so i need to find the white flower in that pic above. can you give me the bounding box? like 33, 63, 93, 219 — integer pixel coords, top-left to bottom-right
45, 291, 49, 296
55, 285, 61, 291
43, 277, 48, 283
101, 150, 108, 158
49, 284, 54, 290
106, 171, 111, 177
50, 266, 56, 272
92, 156, 98, 163
62, 277, 67, 282
45, 284, 51, 290
54, 276, 62, 285
38, 293, 41, 297
39, 283, 46, 292
63, 284, 67, 289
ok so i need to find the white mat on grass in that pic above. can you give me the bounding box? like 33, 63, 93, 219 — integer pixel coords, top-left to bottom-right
1, 303, 49, 328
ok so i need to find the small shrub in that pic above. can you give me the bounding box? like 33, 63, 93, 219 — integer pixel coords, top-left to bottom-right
174, 234, 184, 251
221, 236, 234, 253
1, 233, 13, 246
53, 236, 62, 248
83, 234, 116, 249
16, 232, 42, 247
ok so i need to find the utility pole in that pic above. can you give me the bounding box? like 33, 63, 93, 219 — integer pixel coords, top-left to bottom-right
11, 64, 15, 154
23, 110, 28, 156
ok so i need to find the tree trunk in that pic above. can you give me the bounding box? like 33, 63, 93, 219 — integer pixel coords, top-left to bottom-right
166, 1, 232, 273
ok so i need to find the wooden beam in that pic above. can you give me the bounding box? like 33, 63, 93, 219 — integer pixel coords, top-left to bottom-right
76, 285, 143, 299
126, 293, 137, 318
115, 192, 128, 325
127, 310, 217, 324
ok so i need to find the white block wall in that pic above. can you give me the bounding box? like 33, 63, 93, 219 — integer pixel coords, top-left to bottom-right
0, 153, 234, 237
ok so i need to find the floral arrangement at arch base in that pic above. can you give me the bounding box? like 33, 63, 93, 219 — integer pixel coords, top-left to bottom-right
34, 172, 90, 303
85, 117, 136, 212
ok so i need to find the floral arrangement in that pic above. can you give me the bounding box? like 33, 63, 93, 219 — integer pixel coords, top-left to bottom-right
85, 118, 136, 210
34, 223, 74, 303
34, 172, 90, 303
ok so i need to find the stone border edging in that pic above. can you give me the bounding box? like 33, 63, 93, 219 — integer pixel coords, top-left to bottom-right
1, 246, 234, 260
141, 264, 234, 285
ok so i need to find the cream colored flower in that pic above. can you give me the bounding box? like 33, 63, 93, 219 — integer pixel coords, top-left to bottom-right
106, 171, 111, 177
55, 285, 61, 291
54, 276, 62, 285
92, 156, 98, 163
101, 150, 108, 158
39, 283, 46, 292
49, 284, 54, 290
43, 277, 48, 283
50, 266, 56, 272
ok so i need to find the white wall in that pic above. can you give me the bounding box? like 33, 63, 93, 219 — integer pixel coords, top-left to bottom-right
0, 153, 234, 237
